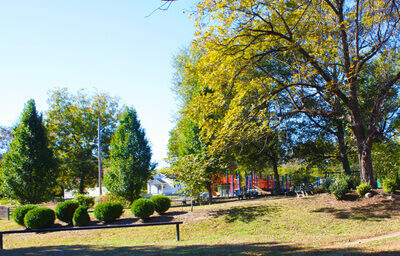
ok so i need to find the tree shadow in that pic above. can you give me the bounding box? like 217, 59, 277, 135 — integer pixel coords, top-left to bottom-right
164, 211, 187, 216
3, 242, 400, 256
209, 205, 281, 223
312, 199, 399, 221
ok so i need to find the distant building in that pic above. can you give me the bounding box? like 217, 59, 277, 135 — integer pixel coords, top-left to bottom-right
64, 186, 109, 199
147, 173, 184, 196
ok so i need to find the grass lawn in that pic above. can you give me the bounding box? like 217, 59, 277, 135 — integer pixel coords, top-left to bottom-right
1, 192, 400, 255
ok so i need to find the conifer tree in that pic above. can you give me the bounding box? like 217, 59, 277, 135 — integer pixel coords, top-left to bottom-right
104, 107, 154, 203
1, 99, 57, 204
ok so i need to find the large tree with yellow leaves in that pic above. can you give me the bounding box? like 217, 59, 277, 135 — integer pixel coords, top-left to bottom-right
190, 0, 400, 186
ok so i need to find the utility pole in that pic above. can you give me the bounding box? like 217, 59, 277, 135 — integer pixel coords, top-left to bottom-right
98, 117, 102, 196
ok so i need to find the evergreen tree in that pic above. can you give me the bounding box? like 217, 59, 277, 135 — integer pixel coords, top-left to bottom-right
104, 107, 154, 203
0, 100, 57, 204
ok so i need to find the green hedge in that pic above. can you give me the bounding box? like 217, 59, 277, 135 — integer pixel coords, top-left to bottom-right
150, 195, 171, 215
73, 206, 91, 227
24, 207, 55, 229
55, 200, 80, 224
12, 205, 38, 227
131, 198, 155, 220
94, 202, 124, 223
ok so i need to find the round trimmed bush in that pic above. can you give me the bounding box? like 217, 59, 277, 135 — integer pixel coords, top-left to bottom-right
74, 194, 95, 209
24, 207, 55, 229
55, 200, 80, 224
131, 198, 155, 220
382, 177, 397, 194
12, 205, 38, 227
72, 206, 90, 226
150, 195, 171, 215
356, 183, 371, 197
94, 202, 124, 223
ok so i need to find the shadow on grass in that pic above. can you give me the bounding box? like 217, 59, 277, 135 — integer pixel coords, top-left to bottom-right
210, 205, 281, 223
312, 199, 399, 221
3, 242, 400, 256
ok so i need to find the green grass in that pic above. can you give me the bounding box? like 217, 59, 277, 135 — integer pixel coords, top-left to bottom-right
2, 193, 400, 255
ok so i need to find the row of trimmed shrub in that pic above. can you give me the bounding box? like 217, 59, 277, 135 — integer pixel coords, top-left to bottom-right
13, 195, 171, 229
131, 195, 171, 219
13, 205, 56, 229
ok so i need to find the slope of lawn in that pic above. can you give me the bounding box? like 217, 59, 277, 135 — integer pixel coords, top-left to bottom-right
1, 191, 400, 255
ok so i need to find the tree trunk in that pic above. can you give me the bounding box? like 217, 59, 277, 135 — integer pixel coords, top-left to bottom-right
79, 178, 85, 194
207, 185, 213, 205
358, 145, 376, 187
337, 122, 351, 175
272, 161, 281, 195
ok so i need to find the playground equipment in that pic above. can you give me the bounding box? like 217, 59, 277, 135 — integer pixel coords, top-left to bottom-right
212, 171, 292, 198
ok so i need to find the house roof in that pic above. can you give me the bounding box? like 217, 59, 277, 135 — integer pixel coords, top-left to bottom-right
149, 178, 168, 185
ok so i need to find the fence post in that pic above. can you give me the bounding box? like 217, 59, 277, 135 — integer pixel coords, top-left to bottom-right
176, 223, 180, 241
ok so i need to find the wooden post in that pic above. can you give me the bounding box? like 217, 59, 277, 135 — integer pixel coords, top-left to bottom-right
0, 233, 3, 250
176, 223, 180, 241
7, 208, 10, 221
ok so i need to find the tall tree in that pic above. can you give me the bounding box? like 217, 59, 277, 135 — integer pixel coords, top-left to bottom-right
193, 0, 400, 186
104, 107, 154, 204
46, 88, 121, 194
167, 49, 220, 202
0, 100, 57, 204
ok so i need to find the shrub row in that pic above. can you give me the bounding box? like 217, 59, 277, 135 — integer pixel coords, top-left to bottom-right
131, 195, 171, 220
13, 206, 55, 229
13, 195, 172, 228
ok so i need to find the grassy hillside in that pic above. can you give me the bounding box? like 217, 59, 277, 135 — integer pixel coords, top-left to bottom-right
1, 192, 400, 255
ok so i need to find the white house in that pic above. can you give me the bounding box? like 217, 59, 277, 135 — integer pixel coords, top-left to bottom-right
147, 173, 184, 196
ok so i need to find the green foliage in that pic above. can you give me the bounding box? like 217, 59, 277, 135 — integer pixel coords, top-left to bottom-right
346, 174, 361, 190
290, 167, 314, 186
329, 176, 349, 200
356, 183, 371, 197
94, 202, 124, 223
0, 100, 57, 204
55, 200, 80, 224
167, 49, 219, 199
321, 178, 333, 193
46, 88, 121, 194
192, 0, 400, 185
382, 177, 397, 194
150, 195, 171, 215
24, 207, 55, 229
372, 141, 400, 179
104, 107, 154, 204
72, 206, 90, 227
74, 194, 95, 209
12, 205, 38, 226
131, 198, 155, 220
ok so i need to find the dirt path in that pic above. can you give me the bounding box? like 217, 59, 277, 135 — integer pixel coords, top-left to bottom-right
326, 231, 400, 247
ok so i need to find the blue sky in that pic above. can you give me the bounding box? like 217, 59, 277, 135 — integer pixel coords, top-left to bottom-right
0, 0, 197, 167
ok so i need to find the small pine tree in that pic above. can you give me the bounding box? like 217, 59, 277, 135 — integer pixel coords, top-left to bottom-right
0, 100, 57, 204
104, 107, 154, 203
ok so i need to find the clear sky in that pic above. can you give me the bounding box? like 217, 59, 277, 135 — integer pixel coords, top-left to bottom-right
0, 0, 197, 167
